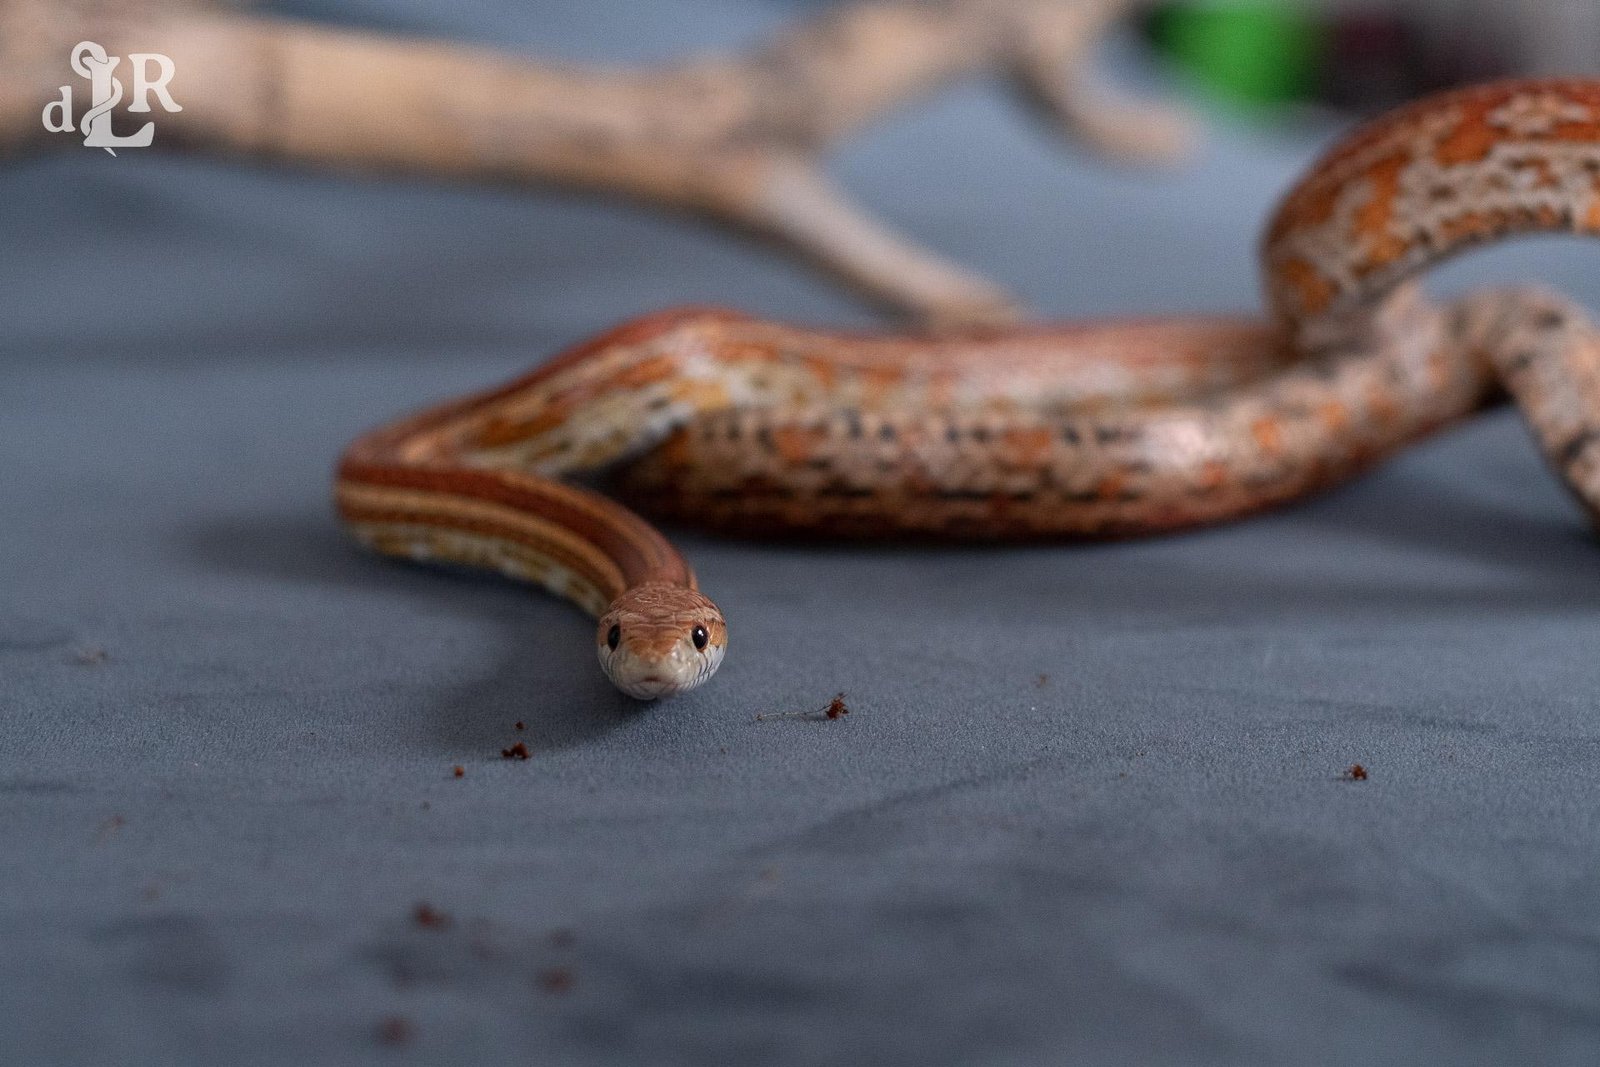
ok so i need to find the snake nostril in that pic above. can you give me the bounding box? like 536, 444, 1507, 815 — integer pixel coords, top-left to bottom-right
691, 625, 708, 651
607, 624, 621, 651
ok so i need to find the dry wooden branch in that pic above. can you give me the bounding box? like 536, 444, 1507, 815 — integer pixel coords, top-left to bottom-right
1, 0, 1194, 328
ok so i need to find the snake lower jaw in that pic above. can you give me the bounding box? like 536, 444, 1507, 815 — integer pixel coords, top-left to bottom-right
610, 677, 674, 701
612, 676, 694, 701
599, 646, 726, 701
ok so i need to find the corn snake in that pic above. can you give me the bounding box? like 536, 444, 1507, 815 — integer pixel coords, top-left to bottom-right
337, 80, 1600, 700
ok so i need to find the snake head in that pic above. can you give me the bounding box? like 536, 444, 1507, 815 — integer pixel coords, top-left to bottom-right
596, 584, 726, 700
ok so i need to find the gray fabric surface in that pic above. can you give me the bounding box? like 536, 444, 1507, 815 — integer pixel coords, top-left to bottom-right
6, 2, 1600, 1063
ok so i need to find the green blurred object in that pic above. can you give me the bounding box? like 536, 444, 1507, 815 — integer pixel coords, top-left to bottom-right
1147, 2, 1326, 108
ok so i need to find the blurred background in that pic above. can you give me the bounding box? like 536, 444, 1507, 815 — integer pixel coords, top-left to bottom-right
263, 0, 1600, 115
9, 0, 1599, 358
9, 0, 1599, 375
1140, 0, 1598, 112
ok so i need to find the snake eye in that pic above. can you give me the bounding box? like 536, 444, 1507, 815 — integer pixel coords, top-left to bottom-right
606, 624, 621, 651
691, 625, 709, 651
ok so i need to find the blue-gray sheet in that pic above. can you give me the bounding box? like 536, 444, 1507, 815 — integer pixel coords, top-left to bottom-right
6, 2, 1600, 1063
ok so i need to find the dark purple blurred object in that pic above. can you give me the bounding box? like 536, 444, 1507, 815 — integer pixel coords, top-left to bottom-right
1322, 9, 1513, 113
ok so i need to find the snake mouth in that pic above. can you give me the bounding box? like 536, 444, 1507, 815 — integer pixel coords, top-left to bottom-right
618, 675, 677, 701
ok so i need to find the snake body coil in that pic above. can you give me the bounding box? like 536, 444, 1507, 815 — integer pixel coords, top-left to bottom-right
338, 80, 1600, 699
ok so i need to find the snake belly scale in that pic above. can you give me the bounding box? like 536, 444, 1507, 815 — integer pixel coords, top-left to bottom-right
338, 79, 1600, 699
